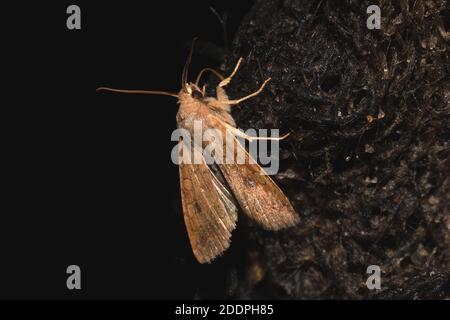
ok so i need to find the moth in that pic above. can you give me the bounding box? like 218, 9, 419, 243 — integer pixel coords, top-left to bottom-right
97, 40, 299, 263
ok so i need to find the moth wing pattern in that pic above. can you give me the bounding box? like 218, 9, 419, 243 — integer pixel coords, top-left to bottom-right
178, 140, 238, 263
206, 115, 300, 231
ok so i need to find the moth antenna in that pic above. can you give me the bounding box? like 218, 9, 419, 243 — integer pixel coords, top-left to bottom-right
209, 7, 228, 49
96, 87, 178, 98
181, 37, 198, 91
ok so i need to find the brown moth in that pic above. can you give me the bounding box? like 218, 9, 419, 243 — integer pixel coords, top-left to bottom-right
97, 40, 299, 263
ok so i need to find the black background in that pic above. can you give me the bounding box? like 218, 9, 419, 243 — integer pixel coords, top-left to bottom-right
3, 1, 254, 299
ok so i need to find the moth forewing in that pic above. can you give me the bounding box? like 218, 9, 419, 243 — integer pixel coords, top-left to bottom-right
179, 140, 238, 264
204, 114, 299, 231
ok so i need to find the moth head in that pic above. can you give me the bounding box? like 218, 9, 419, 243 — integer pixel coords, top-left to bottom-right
185, 82, 204, 99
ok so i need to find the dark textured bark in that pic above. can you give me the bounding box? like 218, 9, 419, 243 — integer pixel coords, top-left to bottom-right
206, 0, 449, 299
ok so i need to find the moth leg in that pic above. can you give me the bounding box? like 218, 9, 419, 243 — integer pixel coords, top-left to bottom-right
218, 58, 244, 88
195, 68, 225, 86
222, 121, 290, 142
217, 78, 271, 106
